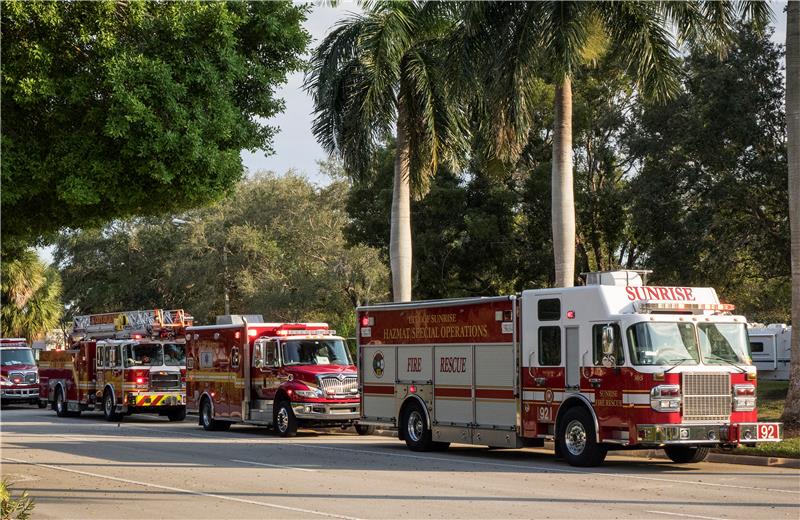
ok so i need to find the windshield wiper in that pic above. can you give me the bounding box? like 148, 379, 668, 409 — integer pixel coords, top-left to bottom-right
704, 354, 747, 372
664, 358, 695, 373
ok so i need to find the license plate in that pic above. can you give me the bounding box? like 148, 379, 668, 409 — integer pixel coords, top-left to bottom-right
757, 423, 780, 440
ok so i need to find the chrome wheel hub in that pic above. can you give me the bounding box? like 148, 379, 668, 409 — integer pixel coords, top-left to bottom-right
407, 410, 424, 442
105, 395, 113, 415
277, 407, 289, 433
565, 419, 587, 456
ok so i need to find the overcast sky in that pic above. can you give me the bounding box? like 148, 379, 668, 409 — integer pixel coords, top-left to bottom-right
243, 1, 789, 184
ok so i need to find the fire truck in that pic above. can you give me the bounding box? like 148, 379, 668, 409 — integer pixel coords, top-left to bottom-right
185, 316, 364, 436
357, 270, 783, 467
38, 309, 191, 421
1, 338, 43, 406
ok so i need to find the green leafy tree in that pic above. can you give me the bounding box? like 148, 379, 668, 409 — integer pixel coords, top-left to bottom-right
1, 1, 309, 255
626, 23, 789, 323
459, 0, 770, 288
55, 172, 389, 334
1, 250, 63, 341
306, 1, 468, 302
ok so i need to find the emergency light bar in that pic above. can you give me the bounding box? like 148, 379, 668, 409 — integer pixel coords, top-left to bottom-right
275, 329, 337, 337
636, 302, 735, 314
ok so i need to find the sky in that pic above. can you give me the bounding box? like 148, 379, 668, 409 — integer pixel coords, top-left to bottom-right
243, 1, 789, 184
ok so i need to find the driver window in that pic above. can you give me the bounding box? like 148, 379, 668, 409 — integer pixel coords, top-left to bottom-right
264, 341, 279, 367
96, 347, 104, 368
253, 342, 264, 367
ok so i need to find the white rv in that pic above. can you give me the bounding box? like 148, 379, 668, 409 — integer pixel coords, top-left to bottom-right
748, 324, 792, 380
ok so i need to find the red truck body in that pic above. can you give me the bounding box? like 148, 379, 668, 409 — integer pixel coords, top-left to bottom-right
186, 318, 360, 435
1, 338, 40, 405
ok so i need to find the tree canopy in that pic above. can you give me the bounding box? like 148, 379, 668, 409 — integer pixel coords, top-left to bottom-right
1, 1, 309, 255
1, 250, 63, 340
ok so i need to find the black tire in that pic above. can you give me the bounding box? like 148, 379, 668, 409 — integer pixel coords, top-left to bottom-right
355, 424, 376, 436
167, 407, 187, 422
103, 391, 123, 422
54, 387, 68, 418
557, 407, 607, 467
402, 400, 441, 452
274, 400, 298, 437
200, 398, 230, 431
37, 400, 48, 409
664, 445, 710, 464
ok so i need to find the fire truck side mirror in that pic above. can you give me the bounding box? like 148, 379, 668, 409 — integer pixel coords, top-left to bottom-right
602, 325, 616, 356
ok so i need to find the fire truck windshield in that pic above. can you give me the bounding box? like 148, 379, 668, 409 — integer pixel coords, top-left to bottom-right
697, 323, 751, 365
124, 344, 163, 367
627, 322, 701, 366
0, 348, 35, 366
281, 339, 351, 366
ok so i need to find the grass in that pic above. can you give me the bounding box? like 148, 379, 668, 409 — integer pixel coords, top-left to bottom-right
719, 380, 800, 459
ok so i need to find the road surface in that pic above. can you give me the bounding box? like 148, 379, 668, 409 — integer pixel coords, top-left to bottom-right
1, 406, 798, 519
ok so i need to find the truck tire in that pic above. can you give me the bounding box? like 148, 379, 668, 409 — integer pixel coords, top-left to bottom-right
54, 387, 68, 418
355, 424, 375, 436
557, 407, 607, 467
167, 408, 187, 422
200, 397, 230, 431
274, 400, 298, 437
103, 391, 123, 422
37, 400, 48, 409
402, 400, 440, 452
664, 445, 710, 463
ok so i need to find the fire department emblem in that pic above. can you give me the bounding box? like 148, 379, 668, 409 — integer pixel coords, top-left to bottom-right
372, 351, 385, 378
544, 388, 554, 404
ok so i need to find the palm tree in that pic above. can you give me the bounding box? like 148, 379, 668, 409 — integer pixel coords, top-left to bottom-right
460, 1, 770, 287
1, 250, 63, 341
782, 0, 800, 424
305, 1, 467, 302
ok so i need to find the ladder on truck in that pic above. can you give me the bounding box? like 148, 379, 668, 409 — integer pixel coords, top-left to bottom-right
71, 309, 193, 340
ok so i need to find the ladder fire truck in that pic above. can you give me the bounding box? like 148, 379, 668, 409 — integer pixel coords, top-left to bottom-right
186, 316, 364, 436
38, 309, 192, 421
357, 270, 783, 467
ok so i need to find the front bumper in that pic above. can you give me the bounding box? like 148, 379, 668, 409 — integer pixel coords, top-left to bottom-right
126, 392, 185, 408
636, 422, 783, 445
292, 401, 360, 421
1, 387, 39, 401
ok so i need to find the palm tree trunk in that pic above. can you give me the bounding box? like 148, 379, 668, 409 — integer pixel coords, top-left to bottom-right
782, 0, 800, 424
390, 97, 413, 302
552, 77, 576, 288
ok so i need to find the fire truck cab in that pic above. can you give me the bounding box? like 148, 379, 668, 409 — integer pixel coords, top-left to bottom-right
357, 270, 782, 467
1, 338, 42, 406
39, 309, 191, 421
186, 316, 362, 436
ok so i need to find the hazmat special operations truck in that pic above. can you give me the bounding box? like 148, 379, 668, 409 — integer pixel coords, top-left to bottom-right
357, 270, 782, 467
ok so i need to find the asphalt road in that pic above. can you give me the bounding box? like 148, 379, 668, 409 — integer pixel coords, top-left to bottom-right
1, 406, 798, 520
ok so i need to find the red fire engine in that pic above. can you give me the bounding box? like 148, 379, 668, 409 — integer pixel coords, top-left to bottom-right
185, 316, 365, 436
38, 309, 191, 421
1, 338, 43, 406
357, 270, 783, 466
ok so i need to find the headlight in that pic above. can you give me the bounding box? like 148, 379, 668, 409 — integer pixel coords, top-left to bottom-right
294, 387, 324, 399
650, 384, 681, 412
0, 377, 12, 387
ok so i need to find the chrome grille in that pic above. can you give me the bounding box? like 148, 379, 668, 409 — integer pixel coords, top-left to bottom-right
8, 371, 36, 384
149, 372, 181, 391
682, 372, 731, 422
318, 375, 358, 397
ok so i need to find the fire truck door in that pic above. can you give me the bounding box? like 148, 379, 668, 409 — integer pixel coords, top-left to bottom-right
565, 327, 580, 392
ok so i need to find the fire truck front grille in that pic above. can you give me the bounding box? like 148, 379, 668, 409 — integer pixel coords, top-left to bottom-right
318, 375, 358, 397
149, 372, 180, 391
9, 371, 36, 384
682, 372, 731, 422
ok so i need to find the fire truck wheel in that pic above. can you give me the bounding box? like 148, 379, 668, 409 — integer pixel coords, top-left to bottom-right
557, 407, 607, 467
274, 400, 298, 437
103, 391, 123, 422
54, 388, 68, 418
402, 400, 435, 451
37, 400, 48, 409
200, 398, 229, 431
663, 445, 710, 463
355, 424, 375, 436
167, 408, 187, 422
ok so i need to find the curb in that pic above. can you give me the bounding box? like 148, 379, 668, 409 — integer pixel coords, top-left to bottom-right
611, 448, 800, 469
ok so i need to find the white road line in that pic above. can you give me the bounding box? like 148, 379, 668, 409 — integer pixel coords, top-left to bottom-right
1, 457, 361, 520
290, 443, 800, 495
231, 458, 316, 472
647, 511, 727, 520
